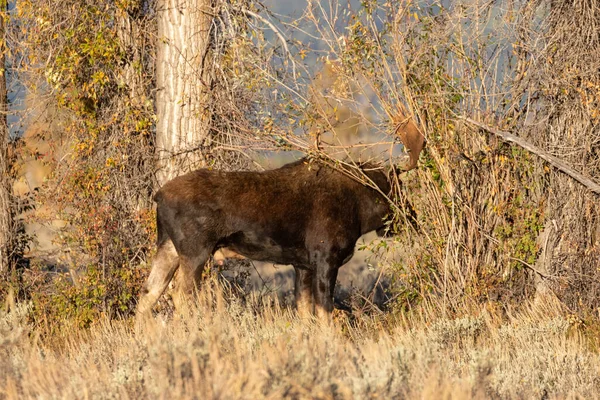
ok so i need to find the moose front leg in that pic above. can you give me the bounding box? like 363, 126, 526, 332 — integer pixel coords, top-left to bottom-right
307, 234, 353, 320
294, 266, 314, 317
312, 264, 339, 320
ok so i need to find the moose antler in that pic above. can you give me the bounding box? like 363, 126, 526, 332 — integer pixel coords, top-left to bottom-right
394, 113, 426, 171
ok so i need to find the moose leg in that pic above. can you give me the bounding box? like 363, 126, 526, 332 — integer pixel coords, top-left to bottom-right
171, 247, 213, 310
137, 239, 179, 316
294, 266, 314, 317
313, 265, 339, 320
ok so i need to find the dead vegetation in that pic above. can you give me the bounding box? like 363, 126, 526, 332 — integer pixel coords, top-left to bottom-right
1, 285, 599, 399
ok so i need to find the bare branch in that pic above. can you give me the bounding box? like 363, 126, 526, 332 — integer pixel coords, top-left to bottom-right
241, 9, 297, 80
461, 117, 600, 195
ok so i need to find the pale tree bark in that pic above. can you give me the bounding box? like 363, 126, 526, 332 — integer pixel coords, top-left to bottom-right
0, 0, 12, 277
155, 0, 214, 185
117, 2, 145, 102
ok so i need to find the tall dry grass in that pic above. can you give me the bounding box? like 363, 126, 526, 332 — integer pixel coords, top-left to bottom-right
1, 285, 598, 399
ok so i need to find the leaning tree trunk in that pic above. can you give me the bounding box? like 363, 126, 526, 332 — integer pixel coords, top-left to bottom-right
155, 0, 214, 185
0, 0, 13, 278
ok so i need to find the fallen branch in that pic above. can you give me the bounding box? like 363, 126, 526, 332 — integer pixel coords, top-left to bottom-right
461, 117, 600, 195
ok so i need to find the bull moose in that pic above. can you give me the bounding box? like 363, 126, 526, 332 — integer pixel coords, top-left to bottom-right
136, 158, 397, 317
137, 117, 424, 318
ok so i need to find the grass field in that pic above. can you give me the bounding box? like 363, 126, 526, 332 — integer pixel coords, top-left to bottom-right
1, 286, 598, 400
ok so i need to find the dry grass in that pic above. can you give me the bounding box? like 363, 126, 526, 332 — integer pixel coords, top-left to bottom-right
1, 287, 598, 400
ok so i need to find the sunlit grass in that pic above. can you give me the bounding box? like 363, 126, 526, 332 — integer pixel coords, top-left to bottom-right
1, 287, 598, 399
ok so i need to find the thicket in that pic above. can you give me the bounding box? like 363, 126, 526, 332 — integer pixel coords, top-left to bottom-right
0, 0, 598, 331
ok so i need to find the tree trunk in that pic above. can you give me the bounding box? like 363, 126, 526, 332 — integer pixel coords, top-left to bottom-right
155, 0, 214, 185
0, 0, 12, 277
117, 1, 145, 102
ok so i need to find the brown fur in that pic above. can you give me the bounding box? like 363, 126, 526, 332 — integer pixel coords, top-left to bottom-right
137, 158, 393, 318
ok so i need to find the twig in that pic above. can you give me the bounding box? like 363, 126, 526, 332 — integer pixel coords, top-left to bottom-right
249, 260, 276, 295
241, 9, 297, 80
461, 117, 600, 195
508, 257, 557, 280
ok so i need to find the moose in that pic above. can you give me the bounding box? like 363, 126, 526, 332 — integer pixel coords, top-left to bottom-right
137, 117, 424, 318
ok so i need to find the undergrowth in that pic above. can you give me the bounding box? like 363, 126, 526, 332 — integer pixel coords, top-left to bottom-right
1, 284, 600, 399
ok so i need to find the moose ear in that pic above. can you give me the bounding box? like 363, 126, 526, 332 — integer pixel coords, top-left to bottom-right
394, 114, 426, 172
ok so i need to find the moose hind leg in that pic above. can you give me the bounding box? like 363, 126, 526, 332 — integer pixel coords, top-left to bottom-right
137, 239, 179, 316
294, 266, 314, 317
172, 246, 213, 309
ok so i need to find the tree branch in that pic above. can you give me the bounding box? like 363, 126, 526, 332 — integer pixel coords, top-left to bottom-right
241, 9, 297, 80
461, 117, 600, 195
